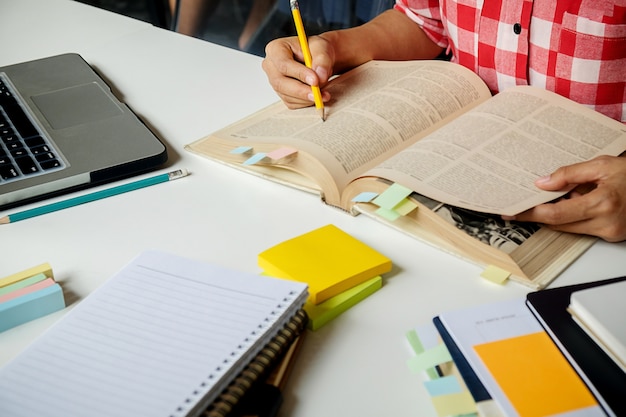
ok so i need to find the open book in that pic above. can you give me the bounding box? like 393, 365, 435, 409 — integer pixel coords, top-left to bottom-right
186, 60, 626, 288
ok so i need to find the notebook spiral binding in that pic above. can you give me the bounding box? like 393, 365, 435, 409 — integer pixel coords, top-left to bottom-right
203, 309, 308, 417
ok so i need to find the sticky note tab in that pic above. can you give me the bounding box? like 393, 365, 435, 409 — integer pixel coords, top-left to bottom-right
243, 153, 267, 166
393, 198, 418, 216
258, 224, 392, 305
230, 146, 253, 154
0, 273, 47, 296
351, 192, 378, 203
407, 325, 442, 379
424, 375, 463, 396
0, 283, 65, 332
430, 391, 477, 417
407, 343, 452, 373
0, 263, 53, 288
305, 276, 382, 331
371, 183, 412, 210
0, 277, 55, 303
375, 206, 401, 221
480, 265, 510, 285
474, 331, 597, 417
266, 147, 297, 161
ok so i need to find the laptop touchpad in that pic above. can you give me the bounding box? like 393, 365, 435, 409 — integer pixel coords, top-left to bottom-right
32, 82, 124, 130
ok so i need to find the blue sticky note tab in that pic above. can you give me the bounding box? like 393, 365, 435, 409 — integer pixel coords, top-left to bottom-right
351, 192, 379, 203
0, 283, 65, 332
230, 146, 253, 154
424, 375, 463, 396
243, 153, 267, 166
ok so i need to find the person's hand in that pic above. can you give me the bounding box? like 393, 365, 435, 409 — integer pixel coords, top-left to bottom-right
504, 155, 626, 242
262, 35, 334, 109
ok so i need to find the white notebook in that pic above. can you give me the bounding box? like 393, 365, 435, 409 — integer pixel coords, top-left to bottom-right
569, 280, 626, 372
0, 250, 308, 417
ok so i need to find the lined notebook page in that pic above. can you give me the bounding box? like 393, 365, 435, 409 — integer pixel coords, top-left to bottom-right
0, 250, 308, 417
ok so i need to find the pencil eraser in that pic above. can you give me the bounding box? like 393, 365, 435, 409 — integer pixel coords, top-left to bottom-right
0, 282, 65, 332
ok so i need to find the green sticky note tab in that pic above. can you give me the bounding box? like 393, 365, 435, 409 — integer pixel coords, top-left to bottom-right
0, 273, 47, 296
372, 183, 412, 210
375, 206, 401, 221
0, 263, 53, 288
393, 198, 418, 216
406, 329, 425, 354
481, 265, 511, 284
407, 343, 452, 373
305, 276, 382, 331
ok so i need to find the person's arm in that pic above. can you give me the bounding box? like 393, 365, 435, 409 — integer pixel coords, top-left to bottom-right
261, 9, 443, 109
503, 155, 626, 242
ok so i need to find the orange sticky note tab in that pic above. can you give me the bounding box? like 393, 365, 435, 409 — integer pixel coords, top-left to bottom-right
474, 331, 597, 417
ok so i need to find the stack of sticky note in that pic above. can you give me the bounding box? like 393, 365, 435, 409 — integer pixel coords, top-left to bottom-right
0, 263, 65, 332
259, 224, 392, 330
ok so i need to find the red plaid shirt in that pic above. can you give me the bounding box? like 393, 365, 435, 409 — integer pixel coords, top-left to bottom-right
394, 0, 626, 122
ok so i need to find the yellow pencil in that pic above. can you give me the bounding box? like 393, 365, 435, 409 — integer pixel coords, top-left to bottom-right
290, 0, 326, 121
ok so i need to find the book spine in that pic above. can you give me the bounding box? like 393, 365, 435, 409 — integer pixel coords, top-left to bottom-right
203, 309, 308, 417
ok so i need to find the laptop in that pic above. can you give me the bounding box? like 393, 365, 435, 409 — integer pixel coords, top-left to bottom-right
0, 53, 167, 210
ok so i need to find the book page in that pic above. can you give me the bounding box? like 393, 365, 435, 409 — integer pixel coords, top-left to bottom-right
193, 60, 491, 206
0, 251, 308, 417
365, 86, 626, 215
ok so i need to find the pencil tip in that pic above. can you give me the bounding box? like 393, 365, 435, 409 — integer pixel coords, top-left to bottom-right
0, 216, 10, 225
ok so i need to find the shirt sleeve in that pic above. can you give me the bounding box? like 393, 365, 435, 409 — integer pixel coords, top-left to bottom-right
394, 0, 449, 48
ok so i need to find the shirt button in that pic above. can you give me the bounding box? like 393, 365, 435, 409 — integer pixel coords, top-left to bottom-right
513, 23, 522, 34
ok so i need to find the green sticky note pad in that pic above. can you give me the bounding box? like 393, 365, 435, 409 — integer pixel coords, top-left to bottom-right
259, 224, 392, 304
305, 275, 382, 331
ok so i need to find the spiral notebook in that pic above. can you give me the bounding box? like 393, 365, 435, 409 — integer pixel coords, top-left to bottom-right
0, 250, 308, 417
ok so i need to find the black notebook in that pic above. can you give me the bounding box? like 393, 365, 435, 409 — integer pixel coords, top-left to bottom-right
526, 276, 626, 417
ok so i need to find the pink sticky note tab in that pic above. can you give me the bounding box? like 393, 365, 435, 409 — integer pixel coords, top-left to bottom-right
266, 147, 298, 161
0, 277, 56, 303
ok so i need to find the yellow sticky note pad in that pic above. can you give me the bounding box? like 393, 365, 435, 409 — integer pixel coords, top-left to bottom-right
0, 263, 53, 288
258, 224, 392, 304
480, 265, 510, 285
305, 275, 382, 331
474, 331, 597, 417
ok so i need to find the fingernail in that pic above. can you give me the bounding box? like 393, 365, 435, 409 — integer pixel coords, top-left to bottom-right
536, 175, 551, 184
305, 75, 315, 85
315, 67, 328, 82
307, 92, 315, 102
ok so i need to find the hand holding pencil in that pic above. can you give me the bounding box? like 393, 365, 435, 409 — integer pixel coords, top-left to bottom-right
290, 0, 325, 121
261, 3, 333, 115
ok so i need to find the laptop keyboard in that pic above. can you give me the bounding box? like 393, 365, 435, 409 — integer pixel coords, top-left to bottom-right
0, 74, 65, 184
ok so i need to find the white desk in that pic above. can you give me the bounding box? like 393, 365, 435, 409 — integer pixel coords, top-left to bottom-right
2, 1, 625, 416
